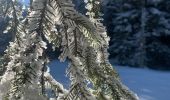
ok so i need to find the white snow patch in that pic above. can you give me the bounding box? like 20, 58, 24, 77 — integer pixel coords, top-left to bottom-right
113, 64, 170, 100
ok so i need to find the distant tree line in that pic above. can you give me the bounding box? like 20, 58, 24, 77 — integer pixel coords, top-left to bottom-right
72, 0, 170, 70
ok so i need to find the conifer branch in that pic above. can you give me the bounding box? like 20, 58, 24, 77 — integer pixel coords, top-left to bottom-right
0, 0, 139, 99
64, 56, 96, 100
83, 0, 139, 99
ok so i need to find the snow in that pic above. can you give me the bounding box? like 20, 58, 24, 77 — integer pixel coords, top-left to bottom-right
48, 60, 170, 100
113, 65, 170, 100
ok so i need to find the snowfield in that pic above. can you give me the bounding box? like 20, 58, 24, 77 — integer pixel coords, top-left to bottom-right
49, 60, 170, 100
113, 65, 170, 100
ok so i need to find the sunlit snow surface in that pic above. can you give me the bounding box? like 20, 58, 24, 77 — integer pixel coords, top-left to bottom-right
49, 60, 170, 100
112, 65, 170, 100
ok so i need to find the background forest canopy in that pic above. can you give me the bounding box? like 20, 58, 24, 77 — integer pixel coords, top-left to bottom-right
73, 0, 170, 70
1, 0, 170, 71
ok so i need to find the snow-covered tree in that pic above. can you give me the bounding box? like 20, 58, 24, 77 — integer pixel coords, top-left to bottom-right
0, 0, 138, 100
105, 0, 170, 69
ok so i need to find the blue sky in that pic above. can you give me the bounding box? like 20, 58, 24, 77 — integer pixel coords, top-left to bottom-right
23, 0, 29, 5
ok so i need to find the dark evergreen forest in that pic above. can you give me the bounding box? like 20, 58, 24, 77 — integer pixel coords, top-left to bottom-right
73, 0, 170, 70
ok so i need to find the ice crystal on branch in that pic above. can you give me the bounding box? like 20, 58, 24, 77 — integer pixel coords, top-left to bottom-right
0, 0, 138, 100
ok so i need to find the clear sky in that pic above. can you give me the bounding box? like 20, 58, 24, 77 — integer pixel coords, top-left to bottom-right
24, 0, 29, 5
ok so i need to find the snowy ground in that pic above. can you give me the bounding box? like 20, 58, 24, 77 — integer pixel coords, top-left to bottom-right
112, 65, 170, 100
48, 60, 170, 100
